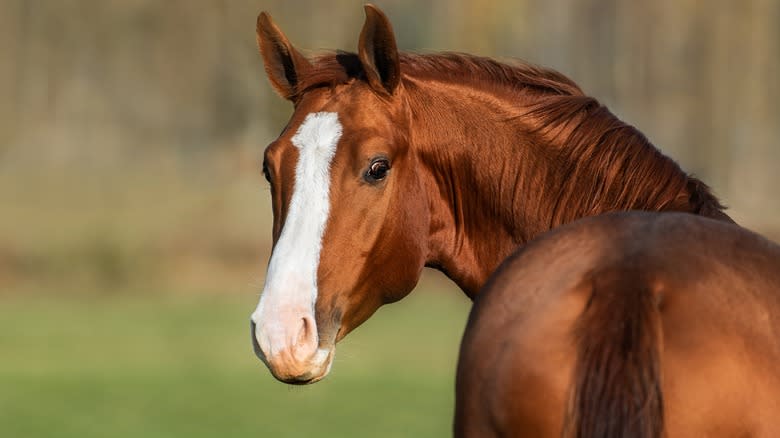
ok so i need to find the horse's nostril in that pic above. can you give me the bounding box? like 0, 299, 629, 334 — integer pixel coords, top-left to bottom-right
296, 317, 308, 345
293, 316, 318, 361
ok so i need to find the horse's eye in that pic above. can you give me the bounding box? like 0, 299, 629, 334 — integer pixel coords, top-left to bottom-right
366, 158, 390, 182
262, 161, 272, 184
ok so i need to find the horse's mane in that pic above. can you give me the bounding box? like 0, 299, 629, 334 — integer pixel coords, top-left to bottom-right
518, 92, 730, 225
297, 52, 582, 97
297, 51, 729, 223
519, 95, 726, 226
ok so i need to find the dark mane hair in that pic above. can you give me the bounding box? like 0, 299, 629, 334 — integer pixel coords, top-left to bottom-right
518, 93, 729, 225
520, 95, 722, 226
297, 52, 583, 97
297, 51, 729, 223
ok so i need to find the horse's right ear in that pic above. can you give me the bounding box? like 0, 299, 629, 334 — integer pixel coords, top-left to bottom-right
256, 12, 312, 101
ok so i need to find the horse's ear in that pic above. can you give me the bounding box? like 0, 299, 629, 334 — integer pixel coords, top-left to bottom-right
256, 12, 312, 101
358, 4, 401, 95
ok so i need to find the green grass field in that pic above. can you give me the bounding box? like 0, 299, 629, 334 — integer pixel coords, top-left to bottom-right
0, 286, 471, 438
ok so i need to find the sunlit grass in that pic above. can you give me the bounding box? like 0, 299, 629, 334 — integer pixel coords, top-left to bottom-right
0, 284, 470, 438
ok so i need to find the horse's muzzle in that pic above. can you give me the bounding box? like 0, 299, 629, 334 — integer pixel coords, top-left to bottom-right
250, 317, 333, 384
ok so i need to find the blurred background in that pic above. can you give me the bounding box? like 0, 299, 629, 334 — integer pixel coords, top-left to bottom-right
0, 0, 777, 437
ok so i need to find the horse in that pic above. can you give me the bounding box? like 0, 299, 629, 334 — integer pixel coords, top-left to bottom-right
248, 4, 733, 384
455, 211, 780, 437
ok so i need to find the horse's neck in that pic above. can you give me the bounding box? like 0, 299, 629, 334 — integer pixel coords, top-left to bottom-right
407, 78, 730, 299
409, 80, 538, 297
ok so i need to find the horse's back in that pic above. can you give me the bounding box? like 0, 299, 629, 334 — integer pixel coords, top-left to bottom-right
455, 212, 780, 437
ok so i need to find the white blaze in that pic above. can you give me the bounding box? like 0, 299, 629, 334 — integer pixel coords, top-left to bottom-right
252, 112, 341, 363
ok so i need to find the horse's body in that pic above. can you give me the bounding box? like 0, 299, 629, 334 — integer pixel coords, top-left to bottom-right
455, 212, 780, 437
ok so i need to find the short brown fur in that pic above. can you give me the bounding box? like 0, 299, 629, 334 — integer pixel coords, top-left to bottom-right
455, 212, 780, 437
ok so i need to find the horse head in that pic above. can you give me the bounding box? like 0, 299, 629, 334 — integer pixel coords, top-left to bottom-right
250, 6, 428, 384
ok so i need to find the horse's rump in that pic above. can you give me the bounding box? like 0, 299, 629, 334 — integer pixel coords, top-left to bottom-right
455, 212, 780, 437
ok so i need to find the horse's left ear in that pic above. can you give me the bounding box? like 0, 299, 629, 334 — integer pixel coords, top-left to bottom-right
256, 12, 312, 101
358, 4, 401, 95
